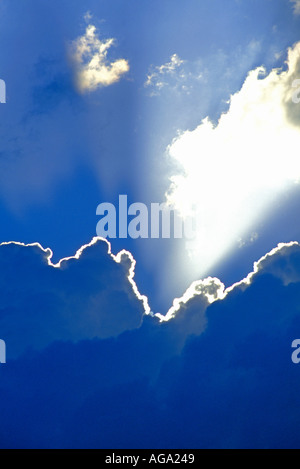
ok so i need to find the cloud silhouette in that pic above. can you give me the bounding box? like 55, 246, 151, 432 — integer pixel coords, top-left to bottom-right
0, 238, 149, 358
1, 240, 300, 447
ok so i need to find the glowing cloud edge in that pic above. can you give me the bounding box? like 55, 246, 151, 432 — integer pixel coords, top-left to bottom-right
0, 238, 298, 326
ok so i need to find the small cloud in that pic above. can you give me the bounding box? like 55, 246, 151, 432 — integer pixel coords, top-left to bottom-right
69, 23, 129, 93
238, 232, 259, 248
84, 11, 93, 23
290, 0, 300, 15
145, 54, 200, 95
145, 54, 184, 88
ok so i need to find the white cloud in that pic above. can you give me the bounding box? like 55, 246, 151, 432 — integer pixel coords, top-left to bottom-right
69, 24, 129, 93
166, 42, 300, 274
290, 0, 300, 15
159, 277, 225, 323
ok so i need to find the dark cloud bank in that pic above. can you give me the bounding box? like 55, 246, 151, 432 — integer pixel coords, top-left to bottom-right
0, 239, 300, 448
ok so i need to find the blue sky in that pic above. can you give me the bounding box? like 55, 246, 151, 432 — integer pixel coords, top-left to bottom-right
1, 0, 300, 448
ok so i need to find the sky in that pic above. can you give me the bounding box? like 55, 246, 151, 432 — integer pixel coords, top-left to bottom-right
1, 0, 300, 449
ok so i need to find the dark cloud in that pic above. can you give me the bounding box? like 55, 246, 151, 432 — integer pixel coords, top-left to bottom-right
0, 239, 147, 358
1, 241, 300, 448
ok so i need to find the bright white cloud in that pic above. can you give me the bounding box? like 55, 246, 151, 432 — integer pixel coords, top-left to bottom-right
159, 277, 225, 321
166, 42, 300, 274
290, 0, 300, 15
69, 24, 129, 93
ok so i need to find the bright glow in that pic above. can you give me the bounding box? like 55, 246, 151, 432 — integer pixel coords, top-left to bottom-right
166, 42, 300, 274
159, 276, 225, 322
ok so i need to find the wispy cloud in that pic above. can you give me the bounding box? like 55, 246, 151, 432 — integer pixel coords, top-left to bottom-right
69, 23, 129, 93
145, 54, 202, 95
145, 54, 184, 89
290, 0, 300, 15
